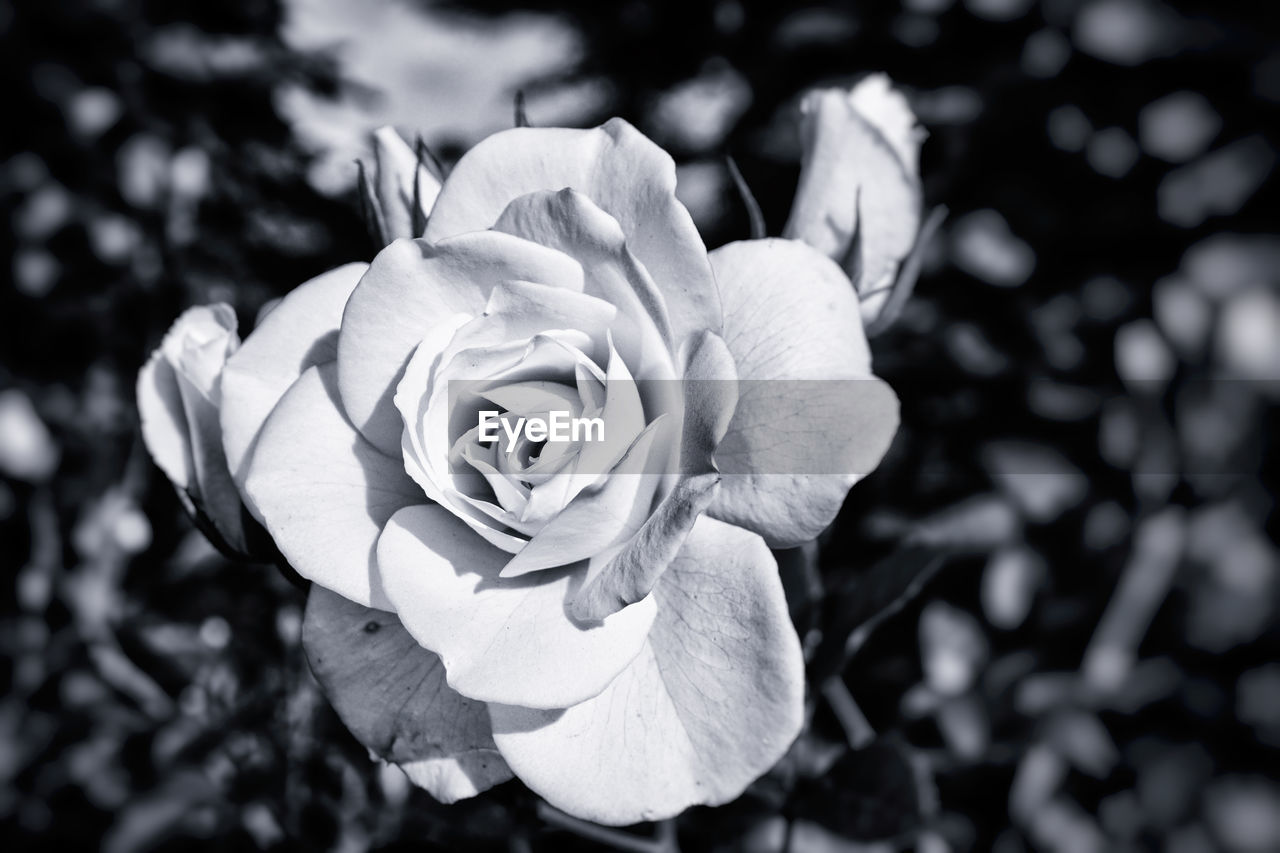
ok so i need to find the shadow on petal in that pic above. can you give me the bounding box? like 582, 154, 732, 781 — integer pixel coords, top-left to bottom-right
303, 585, 513, 803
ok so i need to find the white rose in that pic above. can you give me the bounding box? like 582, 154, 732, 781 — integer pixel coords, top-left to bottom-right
168, 118, 899, 824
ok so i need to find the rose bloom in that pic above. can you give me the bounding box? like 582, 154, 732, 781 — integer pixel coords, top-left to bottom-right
142, 119, 899, 824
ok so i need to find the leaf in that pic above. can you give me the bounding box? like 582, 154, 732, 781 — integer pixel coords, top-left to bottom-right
810, 546, 945, 680
795, 737, 937, 843
102, 769, 218, 853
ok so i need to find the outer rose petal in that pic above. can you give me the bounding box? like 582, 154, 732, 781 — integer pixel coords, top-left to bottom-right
489, 516, 804, 826
172, 368, 246, 551
338, 233, 585, 455
425, 119, 721, 344
302, 585, 512, 803
571, 472, 719, 622
709, 240, 899, 547
221, 262, 368, 488
243, 364, 423, 609
377, 504, 657, 710
138, 347, 197, 494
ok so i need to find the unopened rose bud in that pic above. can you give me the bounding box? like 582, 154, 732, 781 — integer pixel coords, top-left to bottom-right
358, 126, 442, 245
783, 74, 930, 329
137, 304, 252, 555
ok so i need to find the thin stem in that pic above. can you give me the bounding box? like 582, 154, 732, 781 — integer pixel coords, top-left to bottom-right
656, 818, 679, 853
821, 676, 875, 748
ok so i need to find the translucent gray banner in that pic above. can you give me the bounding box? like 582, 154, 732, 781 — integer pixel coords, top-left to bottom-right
444, 379, 897, 478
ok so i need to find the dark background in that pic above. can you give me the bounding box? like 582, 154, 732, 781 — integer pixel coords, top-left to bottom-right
2, 0, 1278, 850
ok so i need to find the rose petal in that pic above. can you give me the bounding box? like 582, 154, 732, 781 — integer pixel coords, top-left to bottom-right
560, 332, 738, 620
172, 369, 246, 551
243, 363, 423, 609
396, 312, 473, 506
427, 120, 721, 345
492, 189, 674, 368
497, 414, 670, 578
406, 283, 627, 547
403, 321, 607, 553
169, 309, 237, 398
677, 329, 739, 474
569, 332, 650, 481
571, 471, 720, 622
783, 85, 923, 305
446, 279, 617, 362
221, 262, 368, 487
714, 240, 875, 378
338, 233, 584, 455
708, 239, 899, 546
377, 504, 656, 709
489, 516, 804, 826
399, 322, 570, 555
138, 350, 195, 493
456, 440, 536, 527
480, 381, 582, 419
302, 585, 511, 803
847, 74, 925, 174
463, 331, 648, 537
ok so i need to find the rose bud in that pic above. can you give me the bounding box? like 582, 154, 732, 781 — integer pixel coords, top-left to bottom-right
137, 304, 252, 555
357, 125, 443, 246
783, 74, 932, 331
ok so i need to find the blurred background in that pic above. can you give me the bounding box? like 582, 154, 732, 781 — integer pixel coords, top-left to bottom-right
2, 0, 1278, 850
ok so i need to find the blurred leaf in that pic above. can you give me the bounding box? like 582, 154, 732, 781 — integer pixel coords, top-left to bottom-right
919, 601, 988, 697
796, 738, 936, 843
811, 547, 944, 680
101, 769, 217, 853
